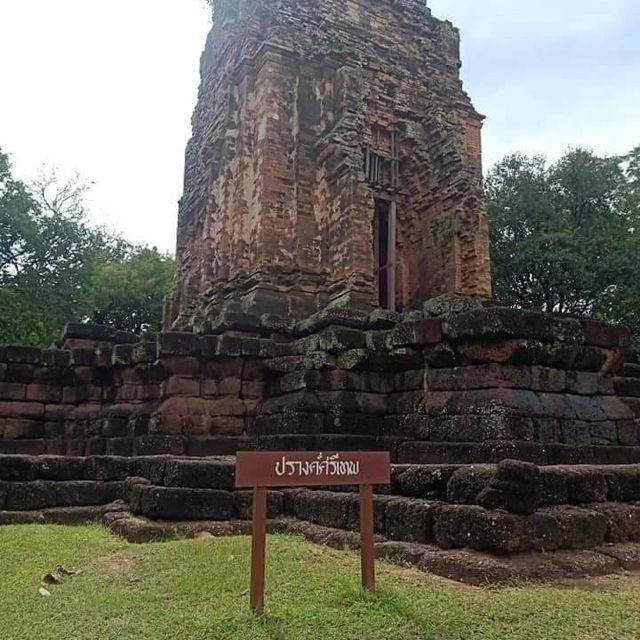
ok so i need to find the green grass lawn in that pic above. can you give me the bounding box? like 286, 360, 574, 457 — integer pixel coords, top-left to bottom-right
1, 525, 640, 640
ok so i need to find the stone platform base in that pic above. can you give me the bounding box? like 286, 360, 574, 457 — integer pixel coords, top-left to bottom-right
0, 504, 107, 526
3, 502, 639, 586
2, 306, 637, 463
103, 509, 640, 586
3, 454, 640, 585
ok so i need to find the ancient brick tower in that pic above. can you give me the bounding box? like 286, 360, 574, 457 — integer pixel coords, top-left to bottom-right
168, 0, 491, 328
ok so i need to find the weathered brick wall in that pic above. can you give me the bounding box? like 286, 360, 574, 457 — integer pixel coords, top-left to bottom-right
0, 324, 266, 457
171, 0, 492, 327
1, 308, 638, 464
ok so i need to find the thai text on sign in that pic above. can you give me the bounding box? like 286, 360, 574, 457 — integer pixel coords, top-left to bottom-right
235, 451, 390, 488
276, 452, 359, 478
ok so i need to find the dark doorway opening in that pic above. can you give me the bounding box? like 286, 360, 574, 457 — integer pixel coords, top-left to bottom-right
374, 199, 396, 310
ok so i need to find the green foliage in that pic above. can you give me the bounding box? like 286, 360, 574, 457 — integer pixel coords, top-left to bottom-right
487, 146, 640, 346
89, 246, 176, 334
0, 148, 175, 347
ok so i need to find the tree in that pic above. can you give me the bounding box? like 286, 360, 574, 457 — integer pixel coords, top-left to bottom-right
487, 146, 640, 346
89, 246, 175, 334
0, 147, 175, 347
0, 149, 40, 286
603, 147, 640, 347
0, 151, 103, 346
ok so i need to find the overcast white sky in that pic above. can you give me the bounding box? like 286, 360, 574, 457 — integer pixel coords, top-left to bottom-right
0, 0, 638, 253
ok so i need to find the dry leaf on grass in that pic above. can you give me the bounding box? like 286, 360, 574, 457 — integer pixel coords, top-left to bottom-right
38, 588, 51, 597
57, 565, 82, 577
40, 565, 82, 592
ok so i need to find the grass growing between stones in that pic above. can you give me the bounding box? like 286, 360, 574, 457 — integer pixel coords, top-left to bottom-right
1, 525, 640, 640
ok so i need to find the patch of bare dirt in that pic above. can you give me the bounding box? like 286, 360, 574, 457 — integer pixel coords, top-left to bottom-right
90, 552, 139, 589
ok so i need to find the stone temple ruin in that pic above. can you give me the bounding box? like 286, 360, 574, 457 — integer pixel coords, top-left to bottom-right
2, 0, 640, 583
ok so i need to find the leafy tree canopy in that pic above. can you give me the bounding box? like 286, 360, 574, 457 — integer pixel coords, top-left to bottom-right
0, 148, 175, 347
89, 247, 176, 335
487, 146, 640, 347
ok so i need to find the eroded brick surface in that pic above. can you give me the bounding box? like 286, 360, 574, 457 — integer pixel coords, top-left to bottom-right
168, 0, 492, 328
0, 308, 637, 465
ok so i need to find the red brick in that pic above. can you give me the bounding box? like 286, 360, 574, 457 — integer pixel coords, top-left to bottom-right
207, 398, 246, 417
0, 382, 27, 401
161, 357, 201, 376
163, 376, 201, 397
241, 380, 265, 398
44, 404, 74, 421
6, 363, 35, 383
204, 359, 244, 379
62, 387, 86, 404
415, 319, 443, 345
73, 366, 94, 384
0, 401, 44, 419
141, 384, 162, 401
210, 416, 245, 435
581, 319, 630, 348
202, 377, 241, 397
117, 384, 142, 402
26, 384, 62, 403
3, 418, 44, 439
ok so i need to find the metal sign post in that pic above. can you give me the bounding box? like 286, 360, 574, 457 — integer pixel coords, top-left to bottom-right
235, 451, 391, 613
